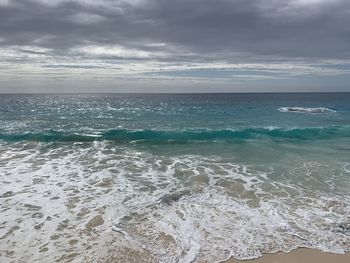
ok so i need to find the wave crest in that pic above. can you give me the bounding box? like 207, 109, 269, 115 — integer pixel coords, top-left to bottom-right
278, 107, 336, 114
1, 126, 349, 142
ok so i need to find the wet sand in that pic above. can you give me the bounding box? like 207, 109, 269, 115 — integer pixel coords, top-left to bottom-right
226, 248, 350, 263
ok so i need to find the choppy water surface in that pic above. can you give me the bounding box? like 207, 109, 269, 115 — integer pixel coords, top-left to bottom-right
0, 93, 350, 263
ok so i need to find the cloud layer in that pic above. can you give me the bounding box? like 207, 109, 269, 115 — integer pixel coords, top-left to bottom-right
0, 0, 350, 92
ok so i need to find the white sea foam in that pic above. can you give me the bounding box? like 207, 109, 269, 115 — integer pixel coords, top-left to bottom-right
0, 141, 349, 263
115, 158, 350, 262
278, 107, 336, 114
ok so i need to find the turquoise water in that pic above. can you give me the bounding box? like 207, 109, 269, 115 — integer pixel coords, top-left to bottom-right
0, 93, 349, 262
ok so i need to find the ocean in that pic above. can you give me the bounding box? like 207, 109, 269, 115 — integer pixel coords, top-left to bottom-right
0, 93, 349, 262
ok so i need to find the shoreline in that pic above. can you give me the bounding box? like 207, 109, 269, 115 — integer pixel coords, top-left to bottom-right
226, 248, 350, 263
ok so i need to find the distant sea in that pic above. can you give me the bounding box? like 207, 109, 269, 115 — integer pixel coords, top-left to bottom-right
1, 93, 349, 262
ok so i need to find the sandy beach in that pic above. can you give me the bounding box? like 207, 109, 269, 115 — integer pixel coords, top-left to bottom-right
227, 249, 350, 263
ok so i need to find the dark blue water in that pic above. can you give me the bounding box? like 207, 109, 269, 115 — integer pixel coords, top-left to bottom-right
1, 93, 349, 135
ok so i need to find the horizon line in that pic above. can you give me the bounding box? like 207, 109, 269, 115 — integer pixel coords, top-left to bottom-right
1, 91, 350, 95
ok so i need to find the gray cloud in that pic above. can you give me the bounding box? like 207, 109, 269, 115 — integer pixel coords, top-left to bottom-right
0, 0, 349, 59
0, 0, 350, 92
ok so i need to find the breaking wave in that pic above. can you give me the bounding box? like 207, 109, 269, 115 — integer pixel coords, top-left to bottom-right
278, 107, 336, 114
0, 126, 349, 142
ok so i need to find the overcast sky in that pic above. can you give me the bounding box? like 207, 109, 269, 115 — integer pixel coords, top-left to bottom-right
0, 0, 350, 92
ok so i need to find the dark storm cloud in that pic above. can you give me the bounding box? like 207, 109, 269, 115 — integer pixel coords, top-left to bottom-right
1, 0, 350, 61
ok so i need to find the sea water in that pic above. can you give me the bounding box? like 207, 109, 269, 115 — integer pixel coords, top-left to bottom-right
0, 93, 349, 262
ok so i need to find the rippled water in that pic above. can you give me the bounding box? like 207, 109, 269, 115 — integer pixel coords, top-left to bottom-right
0, 93, 350, 263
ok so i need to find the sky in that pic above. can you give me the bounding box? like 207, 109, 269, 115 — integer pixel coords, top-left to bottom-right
0, 0, 350, 93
